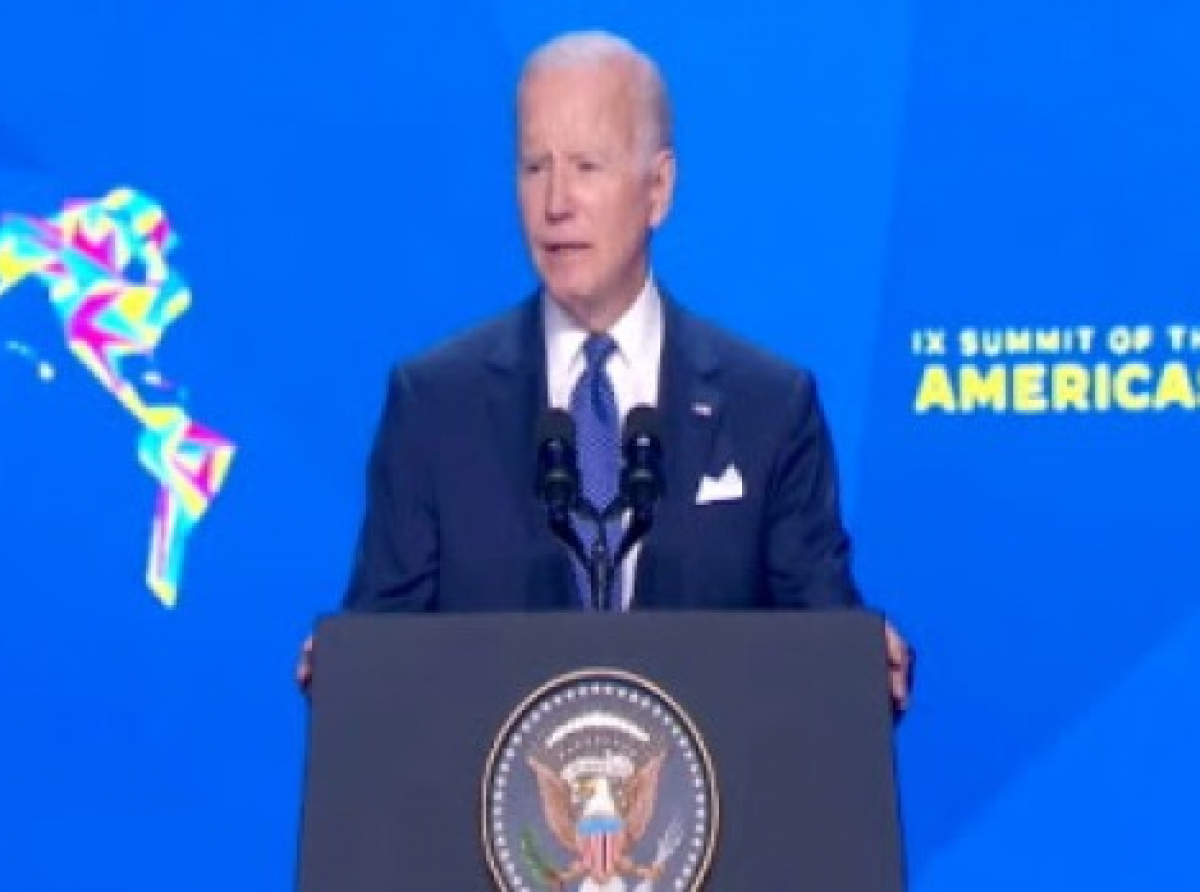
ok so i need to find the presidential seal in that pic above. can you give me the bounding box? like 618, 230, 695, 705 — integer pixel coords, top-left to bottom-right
483, 669, 718, 892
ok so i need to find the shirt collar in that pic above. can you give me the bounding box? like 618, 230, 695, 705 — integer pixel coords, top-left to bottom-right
543, 275, 663, 381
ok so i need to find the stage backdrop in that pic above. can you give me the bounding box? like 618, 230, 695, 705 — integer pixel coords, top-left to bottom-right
2, 1, 1196, 889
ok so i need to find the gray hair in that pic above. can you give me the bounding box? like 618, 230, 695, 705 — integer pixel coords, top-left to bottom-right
519, 30, 673, 161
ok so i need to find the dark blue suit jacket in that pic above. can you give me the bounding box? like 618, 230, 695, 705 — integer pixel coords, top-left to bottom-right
343, 296, 861, 612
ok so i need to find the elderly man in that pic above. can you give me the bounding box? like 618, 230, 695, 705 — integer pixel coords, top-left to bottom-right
300, 30, 912, 710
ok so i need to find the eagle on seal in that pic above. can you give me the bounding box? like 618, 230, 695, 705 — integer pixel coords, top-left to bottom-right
527, 749, 667, 891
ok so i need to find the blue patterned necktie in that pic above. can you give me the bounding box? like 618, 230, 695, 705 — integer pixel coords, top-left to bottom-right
569, 333, 622, 610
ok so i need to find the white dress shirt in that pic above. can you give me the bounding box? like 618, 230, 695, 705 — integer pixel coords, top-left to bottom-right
543, 276, 665, 609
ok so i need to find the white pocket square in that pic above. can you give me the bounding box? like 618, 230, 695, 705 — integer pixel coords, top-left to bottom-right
695, 464, 744, 504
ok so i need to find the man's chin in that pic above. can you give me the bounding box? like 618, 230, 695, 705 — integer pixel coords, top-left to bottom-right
542, 279, 643, 329
543, 286, 598, 314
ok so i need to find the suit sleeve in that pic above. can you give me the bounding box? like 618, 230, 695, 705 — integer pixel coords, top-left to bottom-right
764, 370, 862, 609
341, 365, 439, 612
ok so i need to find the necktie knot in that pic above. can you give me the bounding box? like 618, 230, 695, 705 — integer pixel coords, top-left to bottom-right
580, 333, 618, 421
583, 333, 618, 372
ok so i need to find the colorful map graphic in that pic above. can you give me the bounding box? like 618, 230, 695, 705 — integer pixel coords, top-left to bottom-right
0, 187, 235, 607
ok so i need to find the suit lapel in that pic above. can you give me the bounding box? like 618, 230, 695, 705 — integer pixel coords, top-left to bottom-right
484, 296, 544, 510
484, 296, 575, 608
636, 298, 723, 607
659, 298, 724, 507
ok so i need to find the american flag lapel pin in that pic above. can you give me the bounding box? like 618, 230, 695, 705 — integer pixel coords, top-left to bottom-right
692, 402, 713, 417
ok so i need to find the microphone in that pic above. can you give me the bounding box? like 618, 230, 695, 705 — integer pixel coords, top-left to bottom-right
620, 405, 665, 514
535, 409, 602, 607
535, 408, 579, 525
614, 405, 664, 565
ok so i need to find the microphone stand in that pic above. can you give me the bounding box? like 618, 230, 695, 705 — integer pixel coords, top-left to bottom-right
575, 497, 616, 612
592, 494, 657, 612
542, 512, 662, 611
545, 503, 590, 579
535, 413, 626, 611
543, 492, 613, 611
538, 452, 659, 611
549, 492, 659, 612
612, 498, 653, 568
588, 527, 613, 613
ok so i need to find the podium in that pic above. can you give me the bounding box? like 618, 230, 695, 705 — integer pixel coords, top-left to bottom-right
296, 610, 905, 891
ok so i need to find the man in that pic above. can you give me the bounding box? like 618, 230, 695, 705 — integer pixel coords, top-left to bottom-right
298, 30, 912, 710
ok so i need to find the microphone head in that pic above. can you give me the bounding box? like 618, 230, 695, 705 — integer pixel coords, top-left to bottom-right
622, 405, 662, 447
535, 408, 579, 507
621, 405, 664, 504
538, 408, 576, 447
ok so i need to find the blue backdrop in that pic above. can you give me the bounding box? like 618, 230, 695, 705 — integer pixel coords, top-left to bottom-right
2, 1, 1197, 889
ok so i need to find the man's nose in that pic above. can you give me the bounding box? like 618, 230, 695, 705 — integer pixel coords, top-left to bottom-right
545, 168, 574, 221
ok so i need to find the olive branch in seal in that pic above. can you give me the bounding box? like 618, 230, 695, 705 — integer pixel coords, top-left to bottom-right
520, 828, 560, 886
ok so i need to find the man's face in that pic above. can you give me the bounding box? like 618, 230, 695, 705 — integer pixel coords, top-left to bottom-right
517, 60, 674, 325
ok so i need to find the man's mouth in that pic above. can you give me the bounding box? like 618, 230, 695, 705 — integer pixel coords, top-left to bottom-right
544, 241, 591, 255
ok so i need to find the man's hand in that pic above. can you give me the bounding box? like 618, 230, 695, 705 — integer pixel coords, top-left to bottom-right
884, 621, 915, 716
296, 634, 314, 693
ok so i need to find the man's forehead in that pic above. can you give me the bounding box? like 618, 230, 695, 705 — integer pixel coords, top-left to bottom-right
517, 119, 634, 158
521, 59, 636, 110
520, 72, 635, 137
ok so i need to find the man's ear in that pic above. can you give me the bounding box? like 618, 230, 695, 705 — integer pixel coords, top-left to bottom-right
647, 148, 676, 230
